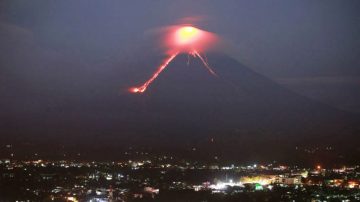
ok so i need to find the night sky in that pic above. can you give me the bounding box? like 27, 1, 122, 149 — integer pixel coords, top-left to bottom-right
0, 1, 360, 158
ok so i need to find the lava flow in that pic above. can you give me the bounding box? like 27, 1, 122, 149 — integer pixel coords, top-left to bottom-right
129, 53, 178, 93
130, 25, 218, 94
192, 50, 217, 76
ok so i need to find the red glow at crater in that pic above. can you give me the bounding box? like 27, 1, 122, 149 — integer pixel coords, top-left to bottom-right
165, 25, 218, 54
129, 25, 219, 94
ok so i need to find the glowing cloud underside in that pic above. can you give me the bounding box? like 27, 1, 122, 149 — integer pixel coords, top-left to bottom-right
130, 25, 218, 94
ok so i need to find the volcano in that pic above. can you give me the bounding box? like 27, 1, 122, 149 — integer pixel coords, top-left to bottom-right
2, 50, 359, 162
113, 53, 360, 159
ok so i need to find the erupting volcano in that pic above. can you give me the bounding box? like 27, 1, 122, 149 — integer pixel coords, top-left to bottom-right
130, 26, 218, 93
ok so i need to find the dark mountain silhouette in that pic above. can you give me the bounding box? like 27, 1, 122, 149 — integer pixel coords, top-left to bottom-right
111, 53, 360, 160
1, 50, 359, 162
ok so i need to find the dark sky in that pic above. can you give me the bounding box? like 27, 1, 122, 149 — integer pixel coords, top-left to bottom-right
1, 0, 360, 133
1, 1, 359, 113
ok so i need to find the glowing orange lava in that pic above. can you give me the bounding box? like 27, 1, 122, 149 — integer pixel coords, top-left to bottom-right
192, 50, 217, 76
129, 25, 219, 94
129, 53, 178, 93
